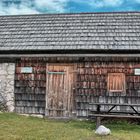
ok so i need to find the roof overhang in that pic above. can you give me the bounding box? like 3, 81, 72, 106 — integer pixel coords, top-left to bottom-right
0, 49, 140, 58
0, 53, 140, 58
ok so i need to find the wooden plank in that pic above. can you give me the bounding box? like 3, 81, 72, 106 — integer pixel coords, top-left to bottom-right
89, 103, 140, 106
89, 114, 140, 119
46, 108, 66, 111
47, 71, 65, 74
96, 117, 101, 129
46, 63, 75, 117
89, 110, 139, 114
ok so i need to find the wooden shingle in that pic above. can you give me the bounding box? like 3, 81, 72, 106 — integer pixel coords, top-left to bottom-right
0, 12, 140, 51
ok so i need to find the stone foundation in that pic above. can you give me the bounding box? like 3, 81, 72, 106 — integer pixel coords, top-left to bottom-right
0, 63, 15, 112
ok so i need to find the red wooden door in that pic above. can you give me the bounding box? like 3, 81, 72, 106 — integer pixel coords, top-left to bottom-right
46, 64, 75, 117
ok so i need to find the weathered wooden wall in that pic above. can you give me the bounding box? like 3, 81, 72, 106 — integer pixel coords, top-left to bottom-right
14, 57, 140, 117
14, 58, 76, 115
76, 61, 140, 117
15, 58, 46, 114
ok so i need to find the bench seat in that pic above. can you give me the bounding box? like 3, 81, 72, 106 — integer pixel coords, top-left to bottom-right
89, 114, 140, 119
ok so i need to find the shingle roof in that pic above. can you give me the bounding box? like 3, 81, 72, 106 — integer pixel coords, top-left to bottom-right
0, 12, 140, 51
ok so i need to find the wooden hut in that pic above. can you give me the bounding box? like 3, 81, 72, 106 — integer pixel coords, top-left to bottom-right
0, 12, 140, 118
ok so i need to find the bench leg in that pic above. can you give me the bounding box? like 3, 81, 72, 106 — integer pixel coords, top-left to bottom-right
96, 117, 101, 129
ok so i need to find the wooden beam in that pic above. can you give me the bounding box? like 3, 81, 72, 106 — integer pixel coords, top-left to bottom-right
89, 114, 140, 119
89, 103, 140, 107
96, 117, 101, 129
2, 53, 140, 58
47, 71, 65, 74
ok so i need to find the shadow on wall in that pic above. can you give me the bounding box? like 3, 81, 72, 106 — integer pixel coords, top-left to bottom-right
0, 92, 8, 111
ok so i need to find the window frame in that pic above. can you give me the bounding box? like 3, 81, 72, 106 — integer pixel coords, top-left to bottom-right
107, 73, 126, 93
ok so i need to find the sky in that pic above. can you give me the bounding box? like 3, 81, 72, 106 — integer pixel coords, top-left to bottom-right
0, 0, 140, 15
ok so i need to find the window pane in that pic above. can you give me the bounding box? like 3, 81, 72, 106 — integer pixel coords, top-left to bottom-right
108, 73, 125, 92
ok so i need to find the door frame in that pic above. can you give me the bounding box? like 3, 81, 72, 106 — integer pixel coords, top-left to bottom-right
45, 63, 76, 117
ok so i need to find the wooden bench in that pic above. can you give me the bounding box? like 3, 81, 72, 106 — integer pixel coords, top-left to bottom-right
89, 114, 140, 128
88, 103, 140, 128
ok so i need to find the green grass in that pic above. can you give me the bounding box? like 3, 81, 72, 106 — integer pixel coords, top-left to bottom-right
0, 113, 140, 140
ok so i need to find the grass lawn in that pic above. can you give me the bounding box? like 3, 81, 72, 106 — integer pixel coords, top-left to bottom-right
0, 113, 140, 140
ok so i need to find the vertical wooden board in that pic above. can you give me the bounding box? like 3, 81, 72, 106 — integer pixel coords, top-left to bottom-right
46, 63, 75, 117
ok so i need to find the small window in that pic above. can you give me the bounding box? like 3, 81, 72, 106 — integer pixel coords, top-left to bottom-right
107, 73, 125, 93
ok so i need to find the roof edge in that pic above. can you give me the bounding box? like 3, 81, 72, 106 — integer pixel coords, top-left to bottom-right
0, 53, 140, 58
0, 11, 140, 17
1, 49, 140, 54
